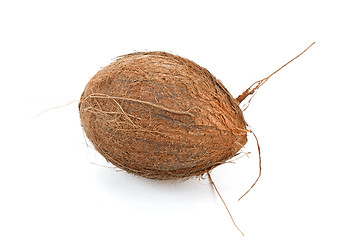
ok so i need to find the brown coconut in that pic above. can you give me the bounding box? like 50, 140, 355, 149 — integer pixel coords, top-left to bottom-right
79, 44, 314, 181
79, 51, 248, 180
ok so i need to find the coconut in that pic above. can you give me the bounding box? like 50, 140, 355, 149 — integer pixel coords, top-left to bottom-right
79, 51, 248, 180
79, 44, 314, 181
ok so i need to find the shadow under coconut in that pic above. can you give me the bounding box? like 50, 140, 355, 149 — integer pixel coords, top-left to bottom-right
94, 164, 215, 204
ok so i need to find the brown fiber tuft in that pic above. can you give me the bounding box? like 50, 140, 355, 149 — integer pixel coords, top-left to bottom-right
79, 51, 248, 180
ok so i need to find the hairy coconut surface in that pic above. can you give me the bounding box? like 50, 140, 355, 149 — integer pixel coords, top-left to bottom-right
79, 51, 248, 180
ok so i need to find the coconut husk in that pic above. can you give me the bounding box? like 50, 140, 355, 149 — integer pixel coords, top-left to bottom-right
79, 51, 248, 180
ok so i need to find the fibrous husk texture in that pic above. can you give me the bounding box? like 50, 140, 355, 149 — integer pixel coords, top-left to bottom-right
79, 52, 248, 180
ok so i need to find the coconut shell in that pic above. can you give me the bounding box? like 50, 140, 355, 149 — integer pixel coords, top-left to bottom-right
79, 51, 248, 180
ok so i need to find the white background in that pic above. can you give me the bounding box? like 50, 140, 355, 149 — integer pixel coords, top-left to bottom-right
1, 1, 359, 239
